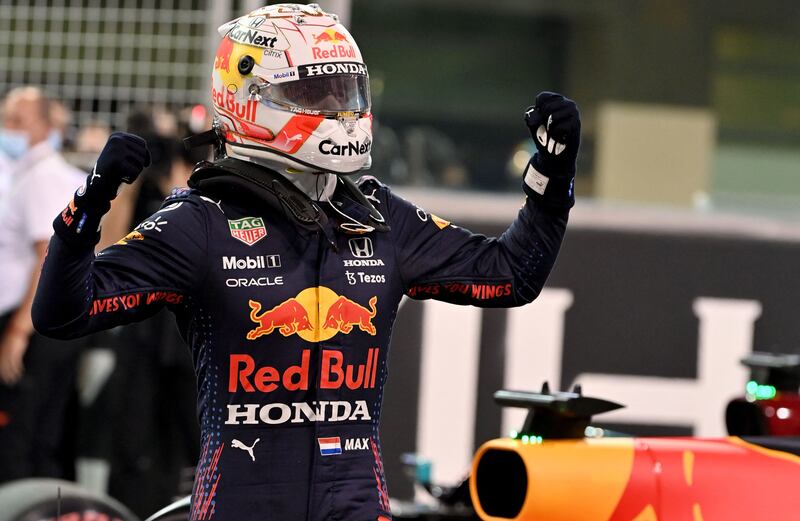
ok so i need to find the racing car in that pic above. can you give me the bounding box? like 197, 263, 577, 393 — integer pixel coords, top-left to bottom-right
471, 383, 800, 521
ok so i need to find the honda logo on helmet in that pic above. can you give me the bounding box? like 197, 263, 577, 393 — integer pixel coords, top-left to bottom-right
248, 16, 265, 28
349, 238, 373, 258
300, 62, 368, 78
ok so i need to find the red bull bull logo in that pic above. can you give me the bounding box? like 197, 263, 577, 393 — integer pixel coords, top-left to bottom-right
247, 286, 377, 342
313, 28, 349, 45
246, 298, 312, 339
324, 295, 377, 335
312, 28, 355, 60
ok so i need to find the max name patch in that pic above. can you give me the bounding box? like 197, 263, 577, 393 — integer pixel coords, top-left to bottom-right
229, 217, 267, 246
317, 436, 370, 456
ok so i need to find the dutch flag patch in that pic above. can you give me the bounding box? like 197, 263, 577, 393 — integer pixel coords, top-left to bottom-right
318, 437, 342, 456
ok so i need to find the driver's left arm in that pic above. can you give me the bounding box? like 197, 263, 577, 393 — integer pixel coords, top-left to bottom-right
387, 187, 568, 307
388, 92, 579, 307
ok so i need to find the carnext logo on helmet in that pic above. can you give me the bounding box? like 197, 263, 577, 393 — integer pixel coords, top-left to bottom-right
229, 27, 279, 48
319, 139, 372, 156
299, 62, 368, 78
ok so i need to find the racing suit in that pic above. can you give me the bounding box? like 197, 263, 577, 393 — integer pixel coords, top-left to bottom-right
32, 162, 570, 521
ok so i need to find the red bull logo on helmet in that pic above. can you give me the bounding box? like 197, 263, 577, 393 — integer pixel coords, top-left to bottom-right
247, 286, 377, 342
214, 36, 235, 72
212, 87, 259, 125
312, 44, 356, 60
313, 28, 349, 46
311, 29, 357, 60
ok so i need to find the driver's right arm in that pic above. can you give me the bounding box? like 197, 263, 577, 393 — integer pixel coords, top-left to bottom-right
31, 132, 208, 339
32, 195, 209, 339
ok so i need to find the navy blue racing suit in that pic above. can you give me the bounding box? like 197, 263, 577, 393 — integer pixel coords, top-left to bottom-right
33, 167, 569, 521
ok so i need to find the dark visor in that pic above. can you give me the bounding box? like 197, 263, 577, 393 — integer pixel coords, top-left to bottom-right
260, 74, 370, 116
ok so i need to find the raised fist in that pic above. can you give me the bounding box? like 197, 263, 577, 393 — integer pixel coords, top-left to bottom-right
524, 92, 581, 178
84, 132, 151, 202
54, 132, 151, 244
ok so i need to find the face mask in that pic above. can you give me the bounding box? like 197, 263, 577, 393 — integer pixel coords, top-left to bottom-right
47, 130, 63, 151
0, 129, 30, 160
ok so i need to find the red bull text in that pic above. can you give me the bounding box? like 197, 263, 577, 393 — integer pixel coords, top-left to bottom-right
229, 348, 379, 393
212, 86, 258, 124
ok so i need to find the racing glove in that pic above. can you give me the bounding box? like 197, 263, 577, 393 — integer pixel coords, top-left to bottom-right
523, 91, 581, 209
53, 132, 151, 247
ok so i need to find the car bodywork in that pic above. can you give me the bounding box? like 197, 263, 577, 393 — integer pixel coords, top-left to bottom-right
470, 383, 800, 521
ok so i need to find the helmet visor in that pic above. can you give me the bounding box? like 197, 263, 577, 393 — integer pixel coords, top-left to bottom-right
260, 74, 370, 116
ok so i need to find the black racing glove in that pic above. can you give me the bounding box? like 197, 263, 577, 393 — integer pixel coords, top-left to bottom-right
54, 132, 151, 246
523, 92, 581, 209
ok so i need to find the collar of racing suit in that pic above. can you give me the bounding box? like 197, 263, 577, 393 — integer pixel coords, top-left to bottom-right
187, 157, 389, 250
227, 148, 338, 202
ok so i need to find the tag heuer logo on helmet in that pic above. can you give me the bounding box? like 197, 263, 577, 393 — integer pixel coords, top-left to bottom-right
229, 217, 267, 246
300, 62, 367, 78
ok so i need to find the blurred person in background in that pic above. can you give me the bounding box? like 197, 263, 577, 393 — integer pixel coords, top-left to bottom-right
0, 148, 9, 202
32, 4, 579, 520
48, 99, 70, 151
71, 120, 113, 174
0, 86, 86, 482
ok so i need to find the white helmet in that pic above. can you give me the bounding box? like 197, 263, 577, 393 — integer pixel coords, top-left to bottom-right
211, 3, 372, 174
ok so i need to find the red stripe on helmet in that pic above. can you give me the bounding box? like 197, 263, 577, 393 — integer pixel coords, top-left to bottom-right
270, 114, 325, 154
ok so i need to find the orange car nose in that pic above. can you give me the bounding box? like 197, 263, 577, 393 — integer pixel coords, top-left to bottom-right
471, 437, 800, 521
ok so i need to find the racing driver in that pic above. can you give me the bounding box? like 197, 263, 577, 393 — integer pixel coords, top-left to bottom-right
32, 4, 581, 521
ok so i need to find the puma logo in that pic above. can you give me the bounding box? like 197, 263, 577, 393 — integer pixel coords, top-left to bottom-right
365, 188, 380, 204
231, 438, 260, 461
282, 131, 303, 144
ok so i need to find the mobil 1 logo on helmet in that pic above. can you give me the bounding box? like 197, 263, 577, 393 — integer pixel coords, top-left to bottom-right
229, 217, 267, 246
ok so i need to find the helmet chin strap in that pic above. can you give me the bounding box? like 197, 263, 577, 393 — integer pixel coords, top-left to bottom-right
284, 171, 337, 202
227, 148, 338, 201
221, 148, 387, 234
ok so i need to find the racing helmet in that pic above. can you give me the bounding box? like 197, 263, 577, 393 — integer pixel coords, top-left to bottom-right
211, 3, 372, 174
